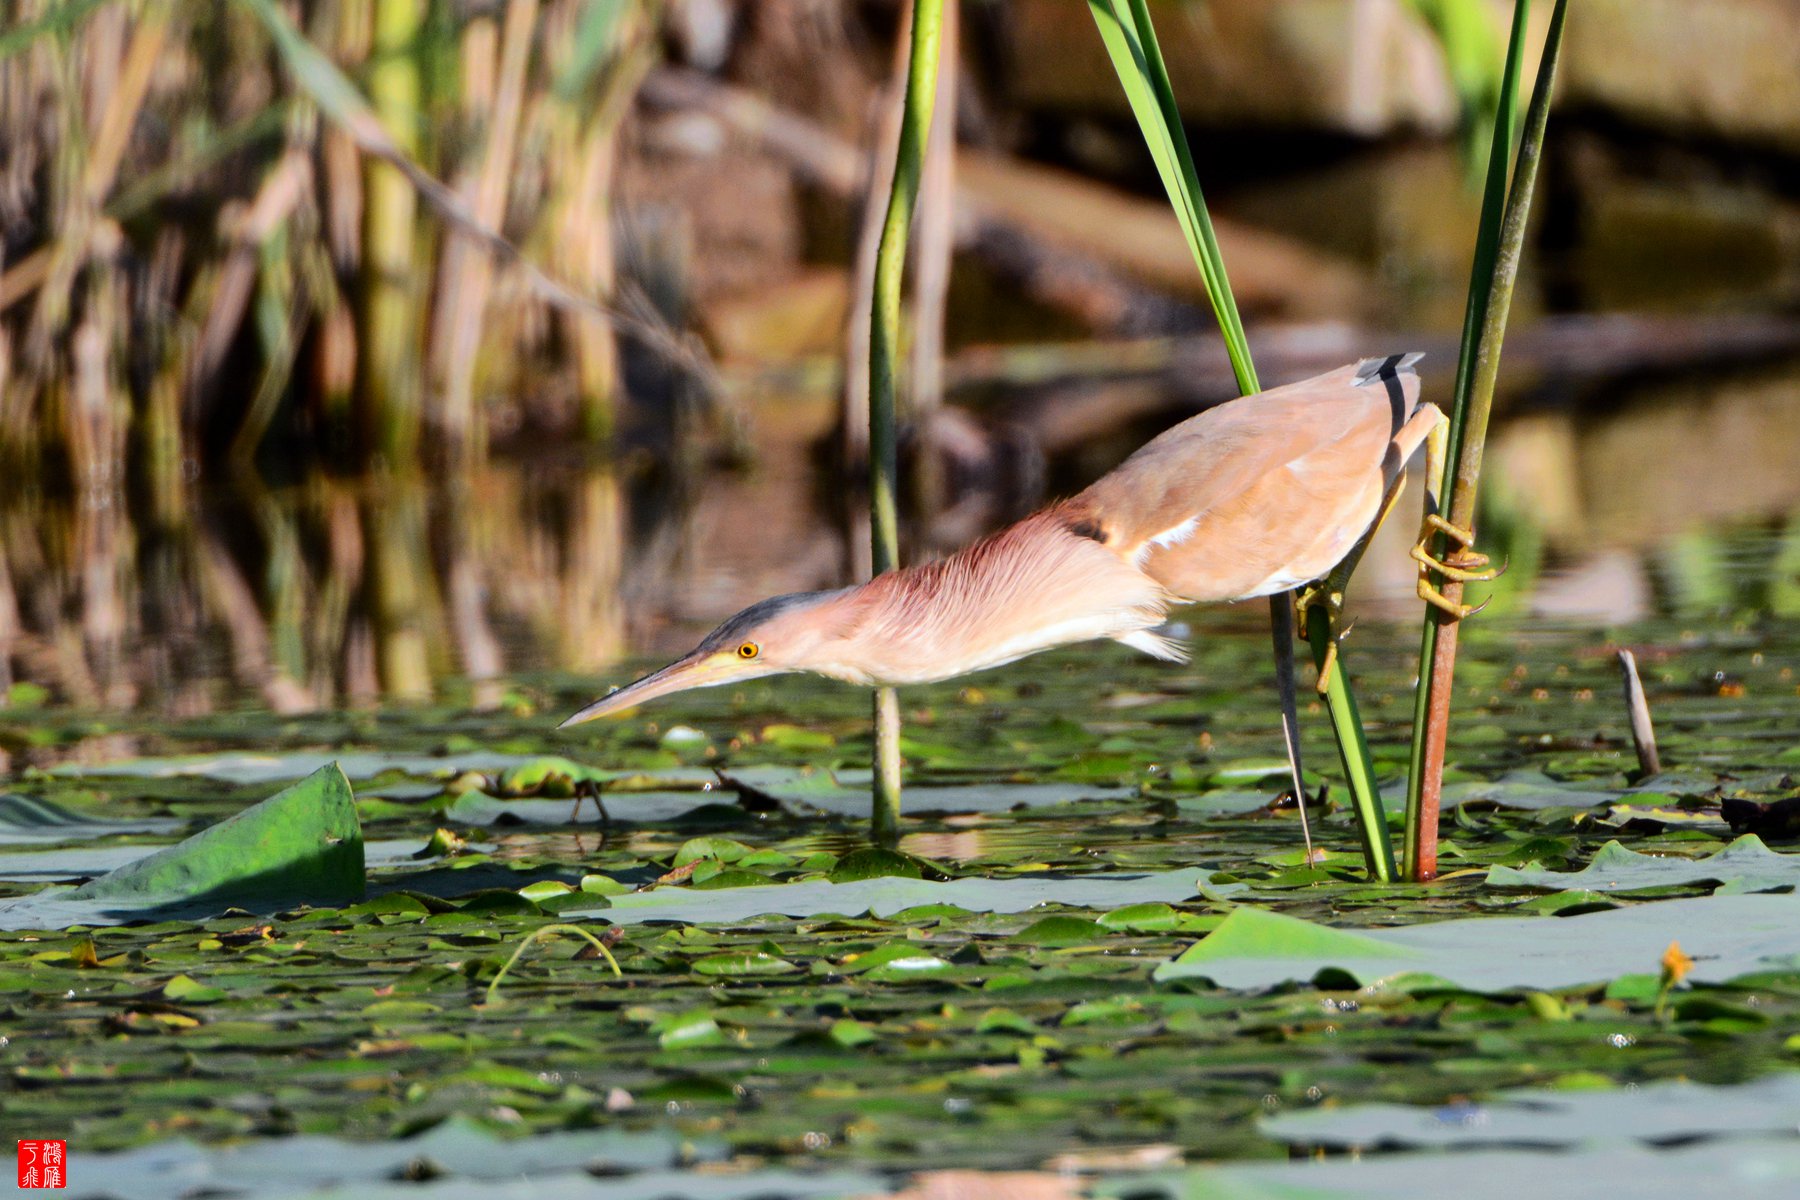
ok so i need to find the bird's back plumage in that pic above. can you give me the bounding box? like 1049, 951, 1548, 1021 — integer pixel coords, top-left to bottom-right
836, 356, 1437, 683
1057, 355, 1432, 605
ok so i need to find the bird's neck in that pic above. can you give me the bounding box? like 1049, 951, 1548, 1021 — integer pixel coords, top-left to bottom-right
816, 510, 1168, 686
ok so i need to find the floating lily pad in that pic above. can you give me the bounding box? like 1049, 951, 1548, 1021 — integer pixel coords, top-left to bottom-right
1099, 1138, 1800, 1200
442, 790, 710, 826
53, 750, 545, 785
0, 793, 181, 845
55, 750, 716, 789
0, 833, 448, 890
1261, 1073, 1800, 1150
1172, 790, 1285, 815
0, 764, 363, 931
1381, 770, 1625, 812
0, 843, 176, 882
57, 1116, 728, 1200
575, 868, 1201, 925
1489, 835, 1800, 895
690, 950, 800, 977
1155, 893, 1800, 992
719, 765, 1133, 816
827, 847, 946, 882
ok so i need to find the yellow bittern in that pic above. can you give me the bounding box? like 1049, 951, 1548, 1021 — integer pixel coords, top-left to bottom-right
562, 355, 1487, 727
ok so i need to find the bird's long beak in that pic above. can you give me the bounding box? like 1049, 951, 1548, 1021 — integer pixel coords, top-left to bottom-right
558, 652, 739, 728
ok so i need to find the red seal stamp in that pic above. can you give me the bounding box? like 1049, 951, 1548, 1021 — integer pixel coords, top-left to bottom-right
17, 1140, 66, 1189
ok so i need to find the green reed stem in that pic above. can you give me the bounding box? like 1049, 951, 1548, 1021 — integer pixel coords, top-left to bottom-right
868, 0, 945, 844
1406, 0, 1566, 881
1087, 0, 1392, 878
1308, 611, 1398, 881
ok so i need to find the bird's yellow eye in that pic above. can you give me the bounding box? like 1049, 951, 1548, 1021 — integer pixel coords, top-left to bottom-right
737, 642, 760, 660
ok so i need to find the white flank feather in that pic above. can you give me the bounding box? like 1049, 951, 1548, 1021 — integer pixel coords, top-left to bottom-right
1116, 629, 1189, 663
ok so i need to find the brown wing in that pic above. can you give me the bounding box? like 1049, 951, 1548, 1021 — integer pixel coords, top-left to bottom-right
1059, 356, 1426, 603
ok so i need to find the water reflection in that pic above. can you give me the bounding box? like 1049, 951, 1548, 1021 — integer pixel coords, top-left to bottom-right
2, 355, 1797, 712
0, 465, 635, 713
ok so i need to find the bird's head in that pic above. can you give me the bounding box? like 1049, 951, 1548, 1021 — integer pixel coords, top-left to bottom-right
558, 589, 860, 727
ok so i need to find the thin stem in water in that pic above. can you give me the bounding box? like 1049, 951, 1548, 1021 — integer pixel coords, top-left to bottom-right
867, 0, 946, 842
485, 924, 621, 1007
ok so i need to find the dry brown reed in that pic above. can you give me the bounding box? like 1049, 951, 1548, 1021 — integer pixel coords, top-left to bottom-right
0, 0, 694, 485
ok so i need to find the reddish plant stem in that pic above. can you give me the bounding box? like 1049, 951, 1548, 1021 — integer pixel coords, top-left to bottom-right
1412, 599, 1463, 883
1406, 0, 1567, 883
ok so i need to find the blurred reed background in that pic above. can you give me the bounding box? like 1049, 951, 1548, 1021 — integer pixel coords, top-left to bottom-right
1, 0, 687, 711
2, 0, 1798, 715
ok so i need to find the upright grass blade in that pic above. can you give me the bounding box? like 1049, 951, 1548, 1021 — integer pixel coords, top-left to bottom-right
1087, 1, 1255, 394
1405, 0, 1568, 881
1086, 0, 1393, 878
867, 0, 946, 845
1405, 0, 1506, 171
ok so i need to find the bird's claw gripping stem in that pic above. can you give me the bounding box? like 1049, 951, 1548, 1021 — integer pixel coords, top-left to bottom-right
1410, 514, 1504, 581
1293, 584, 1349, 696
1412, 514, 1503, 620
1417, 580, 1492, 621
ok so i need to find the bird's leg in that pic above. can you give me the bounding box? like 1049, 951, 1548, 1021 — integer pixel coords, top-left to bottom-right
1268, 593, 1317, 864
1294, 477, 1404, 695
1292, 580, 1345, 694
572, 780, 611, 851
1411, 417, 1502, 619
